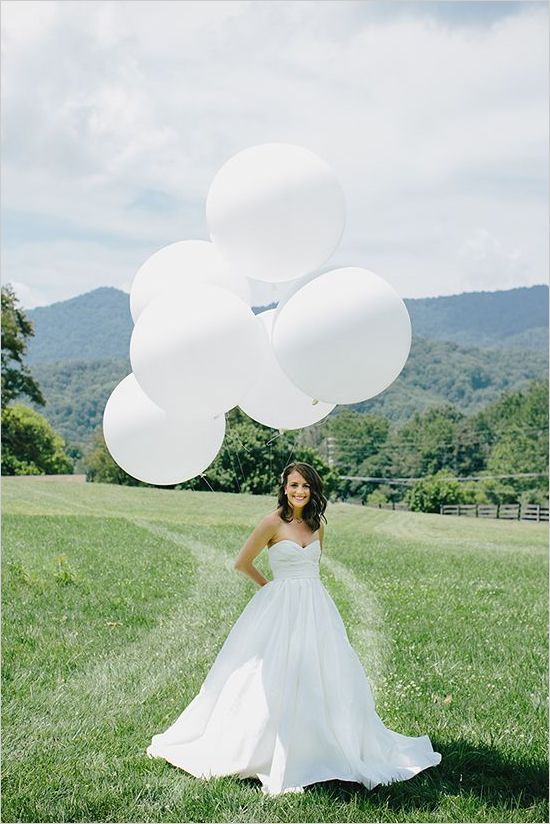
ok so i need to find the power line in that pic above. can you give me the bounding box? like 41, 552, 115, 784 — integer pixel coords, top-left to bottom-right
326, 424, 548, 446
323, 427, 548, 455
340, 472, 549, 486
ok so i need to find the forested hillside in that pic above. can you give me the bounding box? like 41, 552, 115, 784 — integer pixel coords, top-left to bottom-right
26, 288, 133, 363
352, 336, 547, 419
30, 359, 130, 447
29, 334, 547, 452
20, 282, 548, 459
405, 284, 548, 350
26, 284, 549, 363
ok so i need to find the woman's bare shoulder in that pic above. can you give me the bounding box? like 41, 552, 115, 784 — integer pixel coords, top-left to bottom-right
252, 510, 282, 546
263, 509, 283, 526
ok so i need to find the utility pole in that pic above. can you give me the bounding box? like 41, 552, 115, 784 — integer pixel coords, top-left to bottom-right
325, 436, 337, 467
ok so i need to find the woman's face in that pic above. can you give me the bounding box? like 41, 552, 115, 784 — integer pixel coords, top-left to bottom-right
285, 470, 311, 508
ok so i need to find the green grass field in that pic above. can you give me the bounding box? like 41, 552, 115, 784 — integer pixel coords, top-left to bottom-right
2, 477, 548, 823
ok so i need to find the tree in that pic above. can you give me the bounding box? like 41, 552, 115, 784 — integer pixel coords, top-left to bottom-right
180, 408, 339, 495
327, 410, 390, 474
84, 408, 340, 496
391, 404, 466, 477
366, 486, 392, 506
406, 470, 465, 513
84, 430, 148, 486
471, 379, 549, 501
1, 405, 73, 475
1, 284, 75, 476
1, 284, 45, 407
341, 404, 467, 503
325, 410, 389, 500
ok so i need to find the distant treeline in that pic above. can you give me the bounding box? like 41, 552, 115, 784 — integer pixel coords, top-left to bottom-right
5, 281, 547, 511
322, 378, 548, 508
85, 378, 548, 509
29, 333, 547, 456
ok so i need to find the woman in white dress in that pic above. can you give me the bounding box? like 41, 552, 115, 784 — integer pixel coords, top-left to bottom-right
146, 461, 442, 796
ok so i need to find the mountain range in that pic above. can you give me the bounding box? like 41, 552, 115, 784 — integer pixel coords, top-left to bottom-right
18, 283, 549, 449
25, 284, 548, 363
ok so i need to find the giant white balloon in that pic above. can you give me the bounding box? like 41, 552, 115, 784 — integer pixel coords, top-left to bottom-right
103, 374, 225, 485
269, 265, 332, 311
130, 239, 251, 322
239, 309, 335, 430
272, 268, 412, 404
130, 283, 266, 417
206, 143, 346, 283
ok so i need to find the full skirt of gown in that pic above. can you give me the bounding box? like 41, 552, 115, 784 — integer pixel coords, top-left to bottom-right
146, 539, 442, 796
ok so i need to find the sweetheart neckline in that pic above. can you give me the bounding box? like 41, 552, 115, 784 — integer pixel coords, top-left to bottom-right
268, 539, 320, 552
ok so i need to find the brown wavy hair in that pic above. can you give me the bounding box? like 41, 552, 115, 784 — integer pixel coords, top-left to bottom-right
277, 462, 328, 532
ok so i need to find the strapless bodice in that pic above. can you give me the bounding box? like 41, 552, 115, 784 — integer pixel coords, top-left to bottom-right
267, 539, 321, 580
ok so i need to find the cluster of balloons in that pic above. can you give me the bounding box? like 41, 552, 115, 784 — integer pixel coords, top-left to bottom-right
103, 143, 412, 485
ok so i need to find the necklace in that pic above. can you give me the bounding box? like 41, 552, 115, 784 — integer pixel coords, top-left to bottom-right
293, 517, 303, 524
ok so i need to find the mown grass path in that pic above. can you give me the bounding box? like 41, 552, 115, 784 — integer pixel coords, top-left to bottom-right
2, 478, 548, 823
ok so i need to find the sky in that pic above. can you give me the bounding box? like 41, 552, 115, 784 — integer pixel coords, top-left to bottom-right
1, 0, 548, 309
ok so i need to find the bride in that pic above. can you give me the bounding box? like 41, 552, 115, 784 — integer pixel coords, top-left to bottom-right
146, 461, 442, 796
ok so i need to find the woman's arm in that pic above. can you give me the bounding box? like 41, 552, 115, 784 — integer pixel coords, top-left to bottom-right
233, 513, 278, 587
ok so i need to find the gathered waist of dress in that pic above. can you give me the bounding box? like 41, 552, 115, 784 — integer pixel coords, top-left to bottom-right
271, 570, 321, 580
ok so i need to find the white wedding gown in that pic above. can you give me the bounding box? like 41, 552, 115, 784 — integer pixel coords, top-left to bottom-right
146, 538, 442, 796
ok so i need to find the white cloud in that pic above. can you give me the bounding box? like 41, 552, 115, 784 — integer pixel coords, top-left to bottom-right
2, 237, 147, 309
457, 228, 525, 292
1, 0, 548, 307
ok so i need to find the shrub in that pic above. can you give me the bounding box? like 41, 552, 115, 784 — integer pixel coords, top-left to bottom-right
406, 471, 465, 513
1, 404, 73, 475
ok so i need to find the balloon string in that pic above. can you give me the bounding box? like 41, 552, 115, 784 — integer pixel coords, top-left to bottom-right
233, 430, 254, 456
282, 443, 295, 474
200, 474, 215, 492
221, 419, 297, 493
227, 445, 242, 494
233, 436, 249, 489
264, 430, 284, 447
226, 417, 245, 493
233, 424, 291, 486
